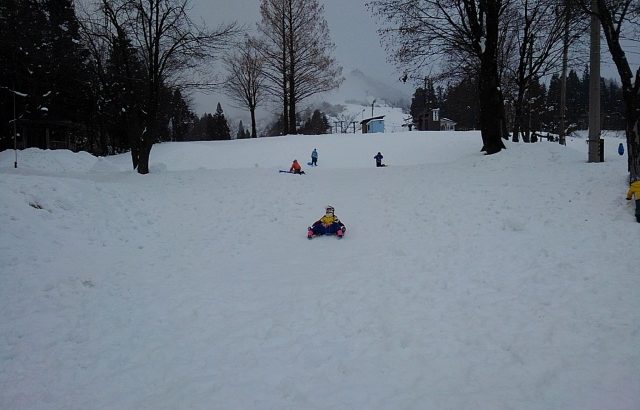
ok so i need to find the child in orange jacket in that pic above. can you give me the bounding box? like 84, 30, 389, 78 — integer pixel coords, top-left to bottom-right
289, 159, 304, 174
626, 180, 640, 222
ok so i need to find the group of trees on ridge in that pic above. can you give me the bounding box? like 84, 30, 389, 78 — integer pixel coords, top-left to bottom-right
411, 68, 626, 135
0, 0, 342, 174
1, 0, 639, 180
370, 0, 640, 180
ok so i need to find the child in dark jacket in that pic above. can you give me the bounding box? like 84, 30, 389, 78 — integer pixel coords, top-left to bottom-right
374, 152, 385, 167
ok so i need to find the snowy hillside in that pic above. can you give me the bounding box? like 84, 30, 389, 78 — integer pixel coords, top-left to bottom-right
323, 68, 411, 107
317, 102, 409, 134
1, 132, 639, 410
307, 68, 412, 134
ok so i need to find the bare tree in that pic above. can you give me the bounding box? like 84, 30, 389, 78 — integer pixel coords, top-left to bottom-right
336, 111, 359, 133
369, 0, 508, 154
258, 0, 343, 135
577, 0, 640, 181
504, 0, 585, 143
507, 0, 567, 142
223, 38, 266, 138
77, 7, 113, 154
97, 0, 239, 174
257, 0, 289, 134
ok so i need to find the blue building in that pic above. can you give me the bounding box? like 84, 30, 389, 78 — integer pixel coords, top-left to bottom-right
360, 115, 385, 133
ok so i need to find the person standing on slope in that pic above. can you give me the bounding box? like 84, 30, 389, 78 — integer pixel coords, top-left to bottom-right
311, 148, 318, 166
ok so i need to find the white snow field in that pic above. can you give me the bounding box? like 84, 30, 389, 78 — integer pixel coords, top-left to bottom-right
1, 131, 639, 410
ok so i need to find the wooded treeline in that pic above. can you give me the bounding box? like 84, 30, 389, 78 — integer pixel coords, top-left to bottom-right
370, 0, 640, 180
410, 68, 627, 133
2, 0, 638, 179
1, 0, 342, 173
0, 0, 238, 167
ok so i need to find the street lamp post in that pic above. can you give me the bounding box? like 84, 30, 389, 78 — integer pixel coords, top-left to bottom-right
424, 76, 428, 114
588, 0, 601, 162
13, 82, 18, 168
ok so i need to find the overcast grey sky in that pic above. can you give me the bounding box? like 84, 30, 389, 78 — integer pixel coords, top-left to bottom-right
193, 0, 396, 78
186, 0, 638, 120
189, 0, 403, 116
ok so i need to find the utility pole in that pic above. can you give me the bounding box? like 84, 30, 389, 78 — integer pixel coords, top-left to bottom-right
588, 0, 601, 162
13, 82, 18, 168
12, 47, 18, 168
559, 0, 570, 146
423, 76, 428, 112
423, 76, 429, 131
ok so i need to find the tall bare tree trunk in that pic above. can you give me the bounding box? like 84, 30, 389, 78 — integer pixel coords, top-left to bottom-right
137, 135, 152, 174
478, 0, 507, 154
513, 93, 525, 143
100, 0, 237, 173
287, 0, 297, 134
282, 79, 289, 135
250, 108, 257, 138
479, 57, 507, 153
624, 127, 639, 184
593, 0, 640, 180
281, 5, 289, 136
287, 70, 295, 133
258, 0, 341, 135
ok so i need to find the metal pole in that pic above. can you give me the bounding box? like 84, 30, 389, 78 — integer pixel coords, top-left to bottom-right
529, 99, 532, 139
588, 0, 601, 162
559, 0, 570, 146
424, 76, 427, 113
13, 82, 17, 168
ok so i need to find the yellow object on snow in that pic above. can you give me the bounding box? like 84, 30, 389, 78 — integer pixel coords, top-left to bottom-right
626, 180, 640, 200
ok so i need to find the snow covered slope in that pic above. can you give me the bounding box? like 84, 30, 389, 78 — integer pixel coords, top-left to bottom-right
1, 132, 639, 410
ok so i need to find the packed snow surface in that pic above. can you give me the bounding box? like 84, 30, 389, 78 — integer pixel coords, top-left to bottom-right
1, 131, 639, 409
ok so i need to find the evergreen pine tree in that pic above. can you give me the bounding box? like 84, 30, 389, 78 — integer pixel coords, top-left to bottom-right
566, 69, 582, 128
0, 0, 96, 151
300, 109, 330, 135
0, 0, 50, 148
579, 66, 590, 128
104, 34, 146, 153
527, 77, 546, 135
205, 113, 216, 140
266, 115, 285, 137
409, 80, 437, 130
441, 77, 479, 130
545, 74, 562, 132
187, 113, 209, 141
211, 103, 231, 140
169, 89, 194, 141
236, 120, 247, 139
410, 88, 427, 129
44, 0, 92, 123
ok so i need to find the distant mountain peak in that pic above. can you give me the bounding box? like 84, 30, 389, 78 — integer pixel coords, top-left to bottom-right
318, 68, 411, 109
